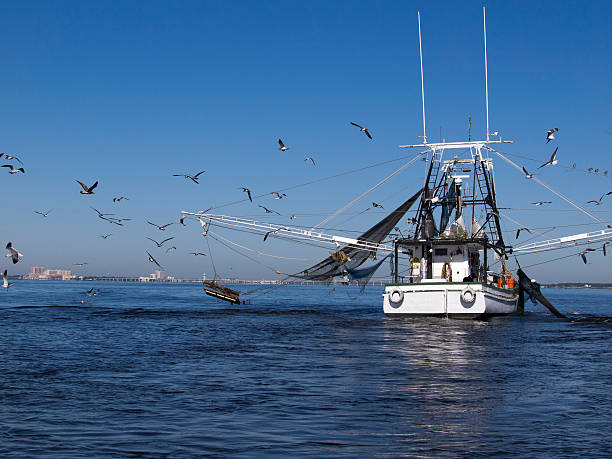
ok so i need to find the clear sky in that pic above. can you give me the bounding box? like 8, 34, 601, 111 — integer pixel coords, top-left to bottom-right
1, 0, 610, 282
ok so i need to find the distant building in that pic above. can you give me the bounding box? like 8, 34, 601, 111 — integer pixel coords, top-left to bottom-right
28, 266, 74, 280
138, 270, 166, 282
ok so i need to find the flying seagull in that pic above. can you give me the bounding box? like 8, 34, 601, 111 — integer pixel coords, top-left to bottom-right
239, 187, 253, 202
372, 202, 384, 209
3, 154, 23, 164
189, 252, 207, 256
147, 221, 174, 231
2, 164, 25, 174
73, 262, 88, 267
2, 270, 15, 290
113, 196, 129, 202
579, 248, 596, 264
76, 180, 98, 194
146, 251, 163, 269
5, 242, 22, 264
166, 246, 177, 253
532, 201, 552, 206
587, 192, 612, 206
289, 214, 296, 220
546, 128, 558, 143
350, 122, 372, 139
259, 205, 281, 215
522, 167, 535, 179
91, 207, 115, 219
146, 236, 175, 248
173, 170, 205, 184
106, 217, 130, 224
278, 139, 289, 151
98, 234, 112, 239
272, 191, 287, 200
538, 147, 558, 169
304, 157, 316, 165
263, 229, 281, 241
516, 227, 532, 239
34, 210, 52, 217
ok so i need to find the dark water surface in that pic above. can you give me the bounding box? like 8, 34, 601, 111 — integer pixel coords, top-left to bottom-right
1, 281, 611, 457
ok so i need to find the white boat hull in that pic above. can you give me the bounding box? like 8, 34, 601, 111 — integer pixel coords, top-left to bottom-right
382, 281, 518, 318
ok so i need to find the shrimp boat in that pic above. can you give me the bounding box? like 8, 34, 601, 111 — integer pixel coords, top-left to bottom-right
382, 139, 519, 318
182, 8, 612, 319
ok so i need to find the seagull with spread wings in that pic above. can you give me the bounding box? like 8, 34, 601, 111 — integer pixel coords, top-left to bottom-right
538, 147, 558, 169
587, 192, 612, 206
146, 251, 163, 269
113, 196, 129, 202
76, 180, 98, 194
278, 139, 289, 151
2, 270, 15, 290
173, 170, 205, 184
259, 205, 281, 215
239, 187, 253, 202
516, 227, 532, 239
5, 242, 22, 264
2, 164, 25, 174
147, 221, 174, 231
351, 122, 372, 139
304, 157, 316, 165
146, 236, 175, 248
546, 128, 558, 143
3, 154, 23, 164
34, 210, 52, 217
532, 201, 552, 206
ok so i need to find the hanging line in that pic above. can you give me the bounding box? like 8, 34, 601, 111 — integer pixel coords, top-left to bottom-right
486, 146, 609, 227
206, 152, 426, 212
311, 152, 426, 231
208, 230, 321, 261
204, 231, 219, 280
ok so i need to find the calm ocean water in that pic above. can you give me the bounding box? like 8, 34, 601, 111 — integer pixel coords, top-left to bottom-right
1, 280, 611, 458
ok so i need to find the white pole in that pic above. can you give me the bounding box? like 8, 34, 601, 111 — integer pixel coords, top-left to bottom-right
483, 6, 490, 141
418, 11, 427, 144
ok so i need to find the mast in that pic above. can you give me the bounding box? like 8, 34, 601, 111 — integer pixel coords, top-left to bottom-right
418, 11, 427, 144
483, 6, 490, 140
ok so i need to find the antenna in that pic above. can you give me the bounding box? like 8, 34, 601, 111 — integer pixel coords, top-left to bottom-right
418, 11, 427, 144
483, 6, 490, 141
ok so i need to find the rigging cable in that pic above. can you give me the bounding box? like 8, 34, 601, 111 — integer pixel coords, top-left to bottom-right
486, 146, 610, 228
206, 152, 427, 212
311, 152, 426, 230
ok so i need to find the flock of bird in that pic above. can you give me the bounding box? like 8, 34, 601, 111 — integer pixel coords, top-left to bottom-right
521, 128, 611, 209
1, 120, 377, 293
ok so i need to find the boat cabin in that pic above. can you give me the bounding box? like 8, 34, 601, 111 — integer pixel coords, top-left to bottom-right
393, 237, 488, 284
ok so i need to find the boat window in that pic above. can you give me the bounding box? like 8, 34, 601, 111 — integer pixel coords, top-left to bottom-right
434, 248, 448, 256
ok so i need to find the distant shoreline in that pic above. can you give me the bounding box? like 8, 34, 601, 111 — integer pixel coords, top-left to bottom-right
11, 277, 612, 289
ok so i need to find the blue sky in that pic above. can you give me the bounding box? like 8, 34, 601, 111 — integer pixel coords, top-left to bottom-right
1, 1, 610, 282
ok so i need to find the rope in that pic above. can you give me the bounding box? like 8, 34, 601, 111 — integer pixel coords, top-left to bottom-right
311, 152, 425, 230
208, 230, 321, 261
204, 232, 218, 280
486, 146, 610, 227
207, 230, 286, 275
206, 152, 427, 211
